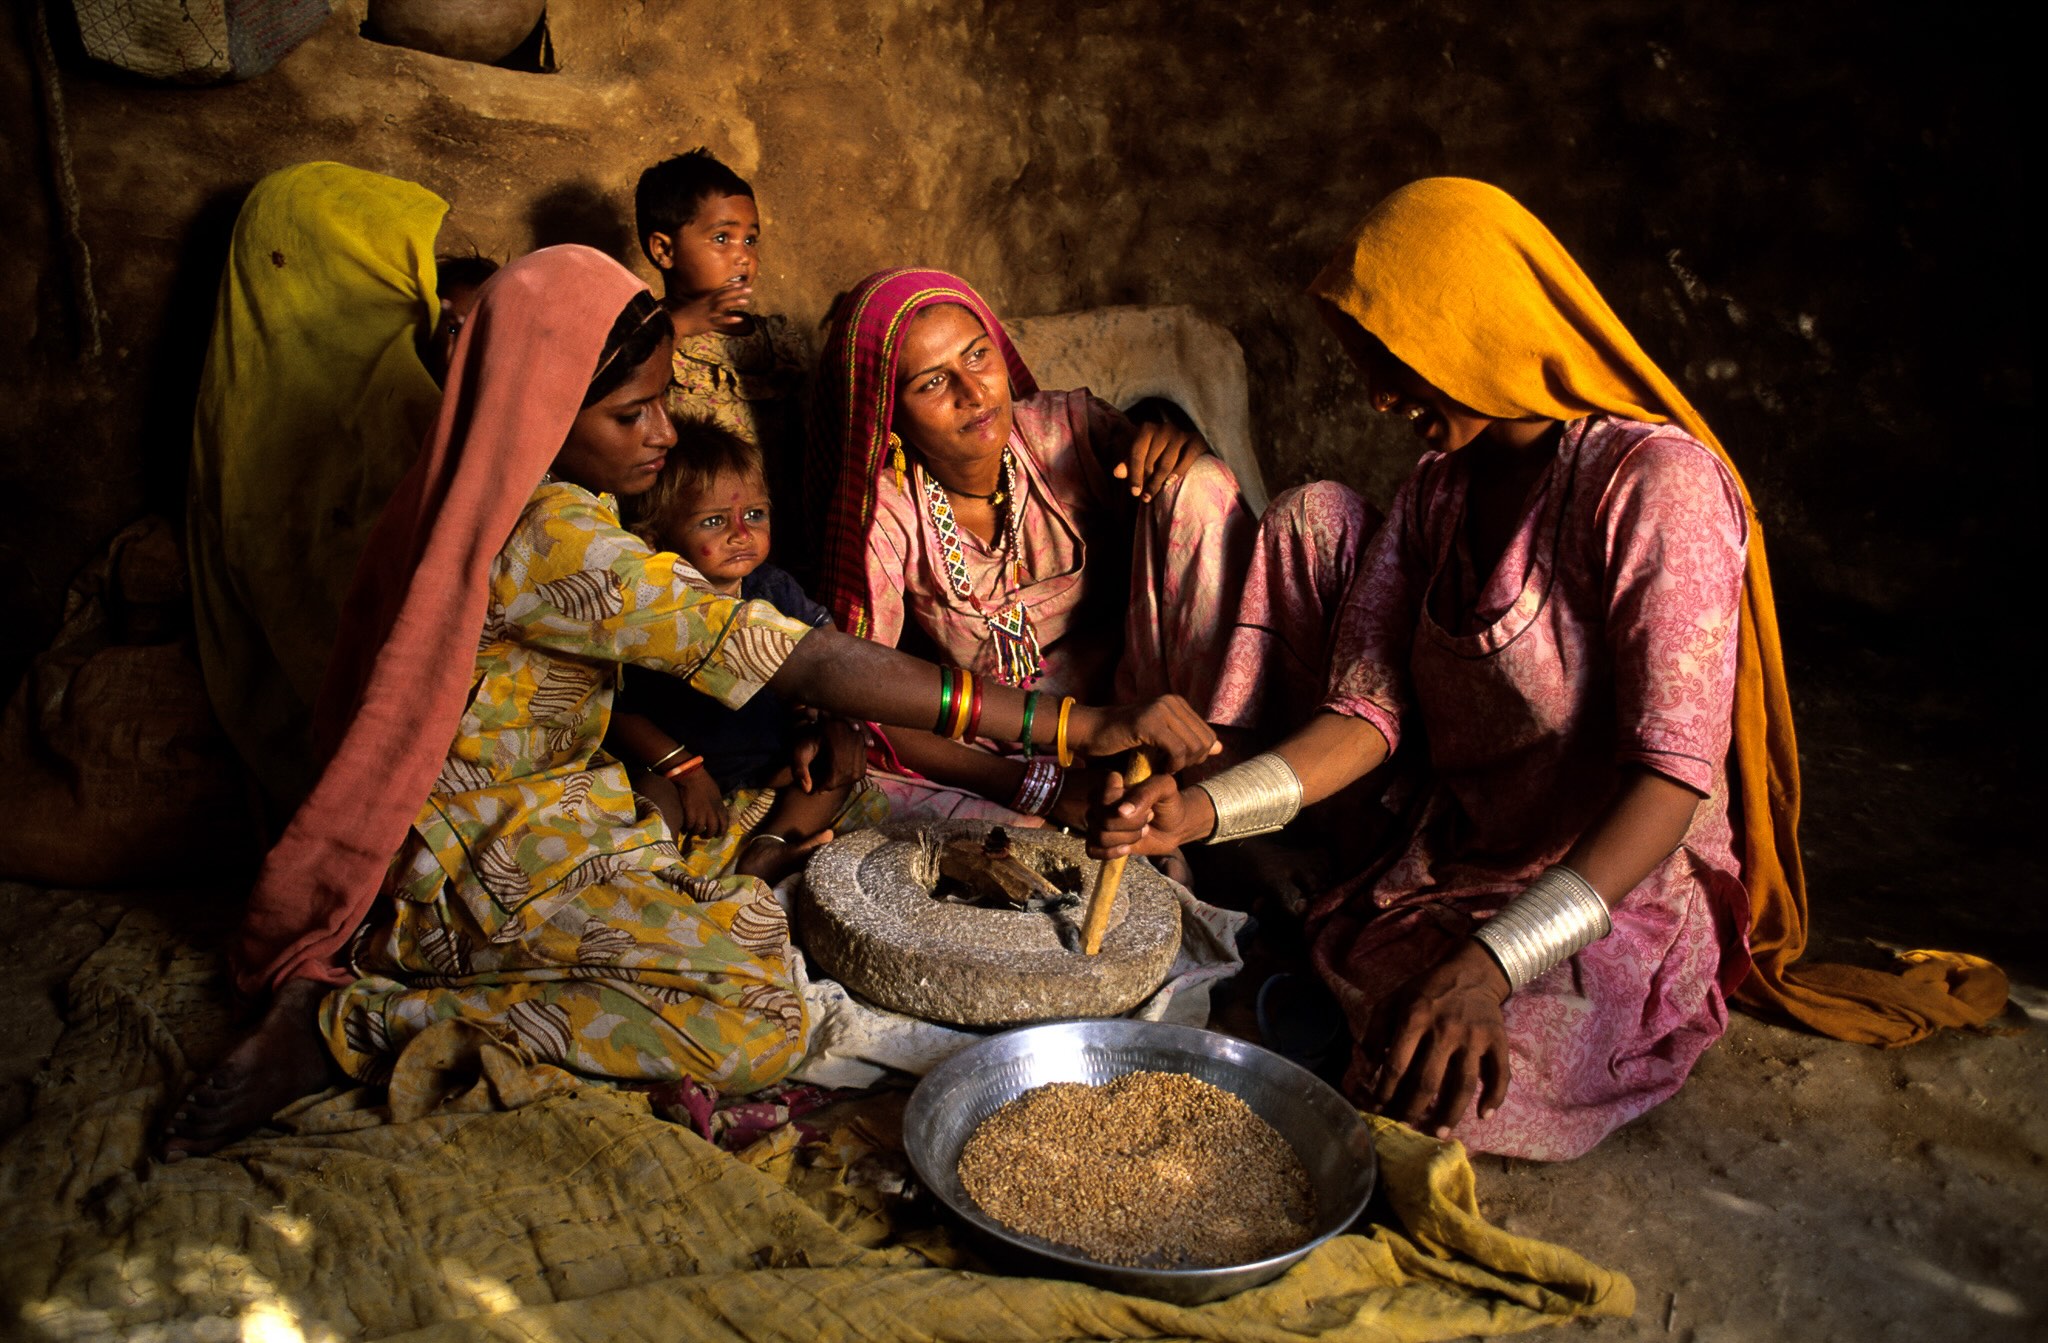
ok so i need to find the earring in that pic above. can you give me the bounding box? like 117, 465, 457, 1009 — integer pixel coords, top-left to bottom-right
888, 431, 907, 493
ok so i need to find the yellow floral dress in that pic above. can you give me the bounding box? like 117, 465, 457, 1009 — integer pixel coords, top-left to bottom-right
318, 482, 821, 1092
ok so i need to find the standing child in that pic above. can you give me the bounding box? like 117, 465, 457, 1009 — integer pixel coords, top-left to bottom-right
610, 423, 875, 882
634, 148, 811, 566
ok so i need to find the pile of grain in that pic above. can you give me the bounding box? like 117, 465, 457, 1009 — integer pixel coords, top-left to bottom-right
955, 1070, 1315, 1268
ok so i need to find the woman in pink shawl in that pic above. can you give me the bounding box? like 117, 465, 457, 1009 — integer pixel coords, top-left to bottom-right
1095, 179, 2003, 1161
161, 247, 1217, 1159
813, 268, 1253, 824
1094, 183, 1755, 1162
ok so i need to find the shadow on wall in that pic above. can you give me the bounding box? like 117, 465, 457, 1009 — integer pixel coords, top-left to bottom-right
143, 187, 249, 515
526, 181, 635, 265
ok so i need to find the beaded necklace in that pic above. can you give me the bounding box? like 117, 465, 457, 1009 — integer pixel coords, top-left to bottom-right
922, 448, 1044, 686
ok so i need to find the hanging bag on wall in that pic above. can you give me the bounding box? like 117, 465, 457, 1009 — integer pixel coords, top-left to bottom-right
70, 0, 330, 84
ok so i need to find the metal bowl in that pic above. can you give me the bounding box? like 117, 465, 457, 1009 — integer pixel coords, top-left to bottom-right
903, 1017, 1375, 1304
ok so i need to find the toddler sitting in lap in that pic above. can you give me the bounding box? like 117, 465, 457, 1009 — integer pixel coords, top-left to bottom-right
610, 423, 873, 881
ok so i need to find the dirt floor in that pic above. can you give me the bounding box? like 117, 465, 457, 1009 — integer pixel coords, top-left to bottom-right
3, 624, 2041, 1342
1483, 632, 2048, 1343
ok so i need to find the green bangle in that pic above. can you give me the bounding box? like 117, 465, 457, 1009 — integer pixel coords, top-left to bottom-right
934, 666, 957, 736
1019, 690, 1040, 757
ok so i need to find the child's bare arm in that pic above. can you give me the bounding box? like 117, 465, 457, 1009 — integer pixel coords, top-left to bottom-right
608, 710, 680, 769
608, 710, 728, 837
734, 770, 849, 883
663, 281, 753, 338
666, 765, 730, 837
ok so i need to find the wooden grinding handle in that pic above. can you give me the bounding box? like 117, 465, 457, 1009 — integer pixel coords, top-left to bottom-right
1081, 752, 1154, 956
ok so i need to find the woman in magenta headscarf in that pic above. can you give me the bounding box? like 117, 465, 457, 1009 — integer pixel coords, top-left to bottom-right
812, 268, 1254, 824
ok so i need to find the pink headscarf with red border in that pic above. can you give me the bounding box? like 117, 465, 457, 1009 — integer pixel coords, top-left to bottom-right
231, 245, 654, 994
812, 268, 1038, 640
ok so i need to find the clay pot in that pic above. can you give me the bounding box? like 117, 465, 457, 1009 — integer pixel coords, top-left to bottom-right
368, 0, 547, 65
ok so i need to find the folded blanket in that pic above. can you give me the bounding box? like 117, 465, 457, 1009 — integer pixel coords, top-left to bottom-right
0, 909, 1632, 1341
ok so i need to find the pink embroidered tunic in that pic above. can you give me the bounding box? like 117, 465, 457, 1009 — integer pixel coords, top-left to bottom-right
862, 388, 1251, 708
1240, 415, 1751, 1159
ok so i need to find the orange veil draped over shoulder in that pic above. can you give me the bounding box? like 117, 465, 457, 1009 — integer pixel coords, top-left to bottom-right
1309, 177, 2005, 1046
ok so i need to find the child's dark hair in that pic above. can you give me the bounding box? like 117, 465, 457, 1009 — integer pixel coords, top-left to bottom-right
635, 149, 755, 259
434, 251, 501, 295
624, 418, 768, 542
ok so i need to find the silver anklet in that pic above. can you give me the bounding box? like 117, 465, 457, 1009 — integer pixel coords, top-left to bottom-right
1191, 752, 1302, 844
1471, 863, 1612, 993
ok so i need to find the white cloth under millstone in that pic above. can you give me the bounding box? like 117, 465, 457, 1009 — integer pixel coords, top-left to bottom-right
782, 877, 1247, 1089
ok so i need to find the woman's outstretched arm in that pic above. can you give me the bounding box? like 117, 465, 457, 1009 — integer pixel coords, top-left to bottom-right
1089, 710, 1390, 854
768, 627, 1217, 773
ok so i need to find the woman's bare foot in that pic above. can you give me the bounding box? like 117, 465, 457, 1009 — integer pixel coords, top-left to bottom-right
734, 828, 834, 884
161, 977, 337, 1162
733, 780, 850, 883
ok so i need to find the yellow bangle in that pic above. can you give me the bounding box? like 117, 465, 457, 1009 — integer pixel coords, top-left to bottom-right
950, 669, 976, 740
1055, 696, 1076, 767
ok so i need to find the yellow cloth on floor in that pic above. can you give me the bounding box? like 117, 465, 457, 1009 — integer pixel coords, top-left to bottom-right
187, 161, 448, 819
1310, 176, 2007, 1047
0, 909, 1631, 1342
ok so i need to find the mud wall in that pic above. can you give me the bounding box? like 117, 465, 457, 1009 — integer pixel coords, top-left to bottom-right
1, 0, 2024, 690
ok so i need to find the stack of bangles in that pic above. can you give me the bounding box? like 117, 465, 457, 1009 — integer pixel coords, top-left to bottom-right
933, 671, 1078, 768
933, 677, 1077, 816
647, 743, 704, 781
933, 667, 986, 742
1010, 756, 1063, 817
1188, 751, 1303, 843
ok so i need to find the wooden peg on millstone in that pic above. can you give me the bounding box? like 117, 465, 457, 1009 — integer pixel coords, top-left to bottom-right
1080, 751, 1154, 955
936, 826, 1066, 907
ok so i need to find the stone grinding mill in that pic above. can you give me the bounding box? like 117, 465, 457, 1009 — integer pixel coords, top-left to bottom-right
797, 820, 1185, 1028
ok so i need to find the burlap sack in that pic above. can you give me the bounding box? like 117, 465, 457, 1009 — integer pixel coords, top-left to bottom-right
0, 517, 260, 884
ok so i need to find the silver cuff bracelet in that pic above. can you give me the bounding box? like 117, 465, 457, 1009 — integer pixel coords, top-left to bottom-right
1471, 864, 1612, 993
1192, 752, 1303, 844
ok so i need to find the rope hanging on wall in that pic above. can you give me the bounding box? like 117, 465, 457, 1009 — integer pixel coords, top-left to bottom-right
28, 0, 102, 364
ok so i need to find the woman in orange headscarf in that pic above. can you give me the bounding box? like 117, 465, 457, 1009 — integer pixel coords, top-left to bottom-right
1096, 178, 2005, 1160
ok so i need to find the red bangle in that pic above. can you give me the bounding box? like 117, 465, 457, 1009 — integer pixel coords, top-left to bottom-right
660, 755, 705, 781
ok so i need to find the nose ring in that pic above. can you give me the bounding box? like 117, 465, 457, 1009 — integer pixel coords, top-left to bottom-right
1404, 405, 1425, 422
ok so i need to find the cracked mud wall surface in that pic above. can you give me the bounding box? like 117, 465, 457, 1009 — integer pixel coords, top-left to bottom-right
0, 0, 2026, 688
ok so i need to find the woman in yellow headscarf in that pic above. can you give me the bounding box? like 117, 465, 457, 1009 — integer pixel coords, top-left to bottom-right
1096, 178, 2006, 1160
188, 162, 492, 824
